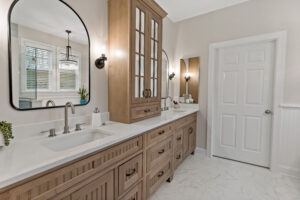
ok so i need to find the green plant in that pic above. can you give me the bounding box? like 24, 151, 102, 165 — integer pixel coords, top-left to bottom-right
0, 121, 13, 146
78, 86, 89, 100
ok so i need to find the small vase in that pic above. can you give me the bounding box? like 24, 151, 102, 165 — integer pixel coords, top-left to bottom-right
80, 99, 86, 105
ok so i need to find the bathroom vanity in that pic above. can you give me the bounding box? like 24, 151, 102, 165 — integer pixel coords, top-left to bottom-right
0, 106, 198, 200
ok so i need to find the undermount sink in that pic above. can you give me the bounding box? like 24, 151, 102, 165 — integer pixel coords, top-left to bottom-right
41, 129, 112, 152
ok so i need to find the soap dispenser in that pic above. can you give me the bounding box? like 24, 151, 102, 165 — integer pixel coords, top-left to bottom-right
92, 107, 102, 128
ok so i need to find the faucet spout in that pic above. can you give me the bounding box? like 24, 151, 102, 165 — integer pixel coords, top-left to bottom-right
63, 102, 75, 134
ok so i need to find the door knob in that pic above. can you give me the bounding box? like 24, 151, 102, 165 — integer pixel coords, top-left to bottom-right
265, 110, 273, 115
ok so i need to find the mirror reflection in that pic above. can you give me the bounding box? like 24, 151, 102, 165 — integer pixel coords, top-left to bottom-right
179, 57, 199, 104
9, 0, 90, 110
161, 50, 169, 99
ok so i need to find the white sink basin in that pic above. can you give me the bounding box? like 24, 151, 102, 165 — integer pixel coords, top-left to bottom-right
41, 129, 112, 152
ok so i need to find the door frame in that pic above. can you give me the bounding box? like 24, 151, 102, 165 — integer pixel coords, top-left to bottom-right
207, 31, 287, 170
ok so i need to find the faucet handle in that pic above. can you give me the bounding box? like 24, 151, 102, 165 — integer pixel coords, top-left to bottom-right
41, 128, 57, 137
75, 123, 86, 131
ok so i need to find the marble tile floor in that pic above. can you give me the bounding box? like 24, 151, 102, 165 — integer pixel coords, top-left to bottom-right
151, 149, 300, 200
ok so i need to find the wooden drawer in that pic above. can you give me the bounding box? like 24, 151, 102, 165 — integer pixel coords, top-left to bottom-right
7, 136, 142, 200
146, 159, 172, 198
175, 113, 197, 129
174, 128, 183, 152
131, 104, 160, 121
120, 182, 142, 200
146, 123, 173, 147
52, 170, 114, 200
174, 150, 183, 170
146, 137, 173, 172
118, 154, 143, 196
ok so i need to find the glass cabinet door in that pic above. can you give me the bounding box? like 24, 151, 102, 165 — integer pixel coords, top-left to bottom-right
133, 4, 147, 103
148, 13, 162, 102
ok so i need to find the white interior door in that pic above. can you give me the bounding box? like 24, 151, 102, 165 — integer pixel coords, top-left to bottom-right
213, 41, 275, 167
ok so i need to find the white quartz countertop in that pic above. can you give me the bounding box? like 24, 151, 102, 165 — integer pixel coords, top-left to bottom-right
0, 104, 199, 189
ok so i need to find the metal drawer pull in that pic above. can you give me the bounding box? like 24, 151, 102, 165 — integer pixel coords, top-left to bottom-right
176, 154, 181, 160
144, 109, 151, 113
177, 137, 182, 141
158, 130, 165, 135
158, 149, 165, 154
189, 127, 193, 134
157, 171, 164, 178
126, 168, 136, 177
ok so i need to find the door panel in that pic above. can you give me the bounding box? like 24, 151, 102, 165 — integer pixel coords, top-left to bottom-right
214, 41, 275, 167
132, 0, 148, 104
147, 12, 161, 103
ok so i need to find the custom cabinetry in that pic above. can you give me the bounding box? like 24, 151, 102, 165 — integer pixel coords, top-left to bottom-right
108, 0, 167, 123
0, 113, 197, 200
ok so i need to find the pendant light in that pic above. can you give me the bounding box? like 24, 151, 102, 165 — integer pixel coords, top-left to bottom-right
60, 30, 78, 66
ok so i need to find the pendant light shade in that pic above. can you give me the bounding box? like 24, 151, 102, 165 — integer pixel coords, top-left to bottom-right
60, 30, 78, 66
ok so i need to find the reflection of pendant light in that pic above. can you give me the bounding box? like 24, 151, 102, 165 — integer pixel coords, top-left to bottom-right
60, 30, 77, 65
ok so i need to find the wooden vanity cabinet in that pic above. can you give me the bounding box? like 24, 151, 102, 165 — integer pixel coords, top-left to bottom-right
0, 113, 198, 200
108, 0, 167, 123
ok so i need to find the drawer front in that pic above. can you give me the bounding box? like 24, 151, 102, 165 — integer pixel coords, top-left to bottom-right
146, 137, 173, 171
120, 182, 142, 200
131, 104, 160, 121
8, 136, 143, 200
146, 123, 173, 147
175, 113, 197, 129
174, 129, 183, 152
146, 160, 172, 198
118, 154, 143, 196
174, 150, 183, 170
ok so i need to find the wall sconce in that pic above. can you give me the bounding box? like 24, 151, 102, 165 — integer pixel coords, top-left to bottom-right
169, 72, 175, 80
185, 73, 191, 82
95, 54, 107, 69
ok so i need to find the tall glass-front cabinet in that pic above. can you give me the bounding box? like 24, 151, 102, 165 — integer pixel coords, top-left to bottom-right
108, 0, 167, 123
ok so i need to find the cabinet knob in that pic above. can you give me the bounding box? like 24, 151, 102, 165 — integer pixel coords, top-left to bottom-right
176, 154, 181, 160
177, 137, 182, 141
189, 127, 193, 134
126, 168, 136, 177
157, 171, 164, 178
158, 130, 165, 135
158, 149, 165, 154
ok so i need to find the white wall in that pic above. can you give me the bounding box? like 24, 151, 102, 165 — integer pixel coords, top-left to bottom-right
166, 0, 300, 149
0, 0, 108, 125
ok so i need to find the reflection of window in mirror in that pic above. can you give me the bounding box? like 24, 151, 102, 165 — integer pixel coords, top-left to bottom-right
20, 39, 82, 93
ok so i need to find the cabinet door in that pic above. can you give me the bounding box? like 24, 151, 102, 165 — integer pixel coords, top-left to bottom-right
147, 11, 162, 103
183, 127, 190, 159
57, 171, 114, 200
132, 0, 148, 104
188, 122, 197, 154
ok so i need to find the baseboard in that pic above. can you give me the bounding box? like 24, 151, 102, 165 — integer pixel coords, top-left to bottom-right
278, 165, 300, 179
195, 147, 207, 154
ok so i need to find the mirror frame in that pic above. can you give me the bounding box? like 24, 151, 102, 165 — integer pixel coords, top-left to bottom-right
161, 49, 170, 100
7, 0, 91, 111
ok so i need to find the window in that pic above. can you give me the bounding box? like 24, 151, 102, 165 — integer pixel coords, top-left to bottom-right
58, 53, 80, 91
21, 39, 81, 93
25, 46, 52, 90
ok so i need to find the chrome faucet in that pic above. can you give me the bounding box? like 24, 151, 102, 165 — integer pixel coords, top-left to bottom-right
46, 100, 56, 107
63, 102, 75, 134
162, 96, 173, 111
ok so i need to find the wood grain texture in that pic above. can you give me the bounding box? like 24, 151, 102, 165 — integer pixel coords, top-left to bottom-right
108, 0, 164, 123
108, 0, 131, 123
118, 154, 143, 196
188, 57, 200, 103
0, 113, 197, 200
179, 59, 186, 97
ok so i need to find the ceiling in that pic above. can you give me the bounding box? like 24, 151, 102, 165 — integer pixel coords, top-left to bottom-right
11, 0, 88, 45
155, 0, 249, 22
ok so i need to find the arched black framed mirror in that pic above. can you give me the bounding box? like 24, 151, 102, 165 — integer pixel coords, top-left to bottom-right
8, 0, 90, 110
